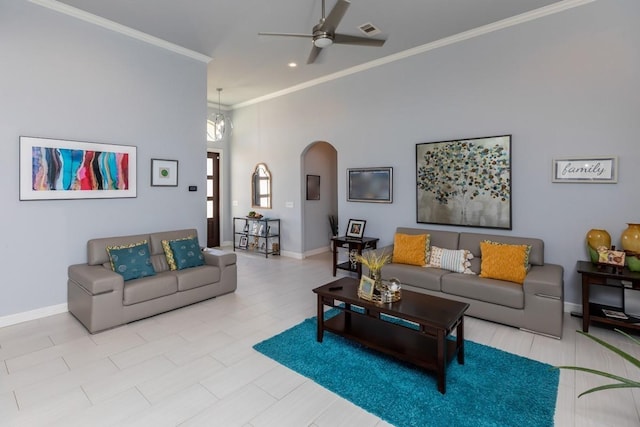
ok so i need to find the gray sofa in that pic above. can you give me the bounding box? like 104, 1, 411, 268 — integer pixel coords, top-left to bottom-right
376, 227, 564, 338
68, 229, 237, 333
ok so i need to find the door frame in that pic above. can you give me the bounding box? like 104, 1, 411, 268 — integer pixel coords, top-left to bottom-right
207, 149, 224, 246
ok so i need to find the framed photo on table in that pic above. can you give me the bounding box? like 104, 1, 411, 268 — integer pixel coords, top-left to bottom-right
346, 219, 366, 238
239, 235, 248, 249
151, 159, 178, 187
358, 275, 375, 299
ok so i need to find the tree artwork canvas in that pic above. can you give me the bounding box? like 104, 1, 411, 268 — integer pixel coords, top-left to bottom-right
416, 135, 512, 230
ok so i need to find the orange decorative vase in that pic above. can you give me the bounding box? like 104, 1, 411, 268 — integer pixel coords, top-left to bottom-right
586, 229, 611, 264
621, 223, 640, 271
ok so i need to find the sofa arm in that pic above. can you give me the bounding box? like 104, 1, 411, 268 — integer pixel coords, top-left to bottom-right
203, 249, 236, 268
523, 264, 563, 299
68, 264, 123, 295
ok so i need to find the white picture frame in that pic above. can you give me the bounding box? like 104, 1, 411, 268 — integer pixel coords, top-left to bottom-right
552, 156, 618, 183
151, 158, 178, 187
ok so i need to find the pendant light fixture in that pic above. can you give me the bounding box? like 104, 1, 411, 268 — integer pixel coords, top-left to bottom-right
207, 88, 229, 142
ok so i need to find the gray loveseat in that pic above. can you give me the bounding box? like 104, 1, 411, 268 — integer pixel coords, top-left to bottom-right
68, 229, 237, 333
376, 227, 564, 338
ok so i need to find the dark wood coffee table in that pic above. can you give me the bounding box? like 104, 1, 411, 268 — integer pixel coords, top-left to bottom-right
313, 277, 469, 394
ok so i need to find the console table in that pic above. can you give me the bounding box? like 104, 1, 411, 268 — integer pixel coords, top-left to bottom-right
331, 236, 379, 278
577, 260, 640, 332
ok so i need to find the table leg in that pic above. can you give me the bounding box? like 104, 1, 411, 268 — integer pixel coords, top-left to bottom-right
457, 317, 465, 365
316, 295, 324, 342
437, 328, 446, 394
581, 275, 590, 333
332, 240, 337, 277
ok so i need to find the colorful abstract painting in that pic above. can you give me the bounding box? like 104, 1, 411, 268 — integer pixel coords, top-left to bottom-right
20, 137, 137, 200
416, 135, 511, 230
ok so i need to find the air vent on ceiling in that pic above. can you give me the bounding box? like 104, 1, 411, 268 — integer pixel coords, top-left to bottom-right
358, 22, 381, 37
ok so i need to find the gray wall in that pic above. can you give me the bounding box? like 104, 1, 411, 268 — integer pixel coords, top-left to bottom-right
0, 0, 208, 317
230, 0, 640, 306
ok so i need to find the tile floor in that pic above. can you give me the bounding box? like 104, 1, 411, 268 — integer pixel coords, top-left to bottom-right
1, 251, 640, 426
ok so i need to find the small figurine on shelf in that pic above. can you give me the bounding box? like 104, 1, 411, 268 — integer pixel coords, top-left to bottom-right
597, 245, 626, 274
247, 211, 263, 219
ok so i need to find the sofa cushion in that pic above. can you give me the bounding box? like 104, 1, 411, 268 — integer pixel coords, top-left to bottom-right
442, 274, 524, 309
106, 241, 156, 281
458, 232, 544, 266
122, 273, 177, 305
169, 237, 204, 270
392, 233, 428, 266
87, 233, 151, 266
381, 262, 447, 292
479, 241, 528, 284
396, 227, 458, 250
161, 237, 194, 271
483, 240, 532, 271
175, 265, 221, 291
427, 246, 474, 274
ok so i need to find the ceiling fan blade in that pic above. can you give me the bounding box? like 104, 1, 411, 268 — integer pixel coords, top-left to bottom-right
307, 46, 323, 64
258, 32, 312, 39
320, 0, 350, 32
333, 34, 386, 47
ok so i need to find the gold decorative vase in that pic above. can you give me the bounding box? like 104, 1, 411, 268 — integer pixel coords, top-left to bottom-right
621, 223, 640, 271
586, 229, 611, 264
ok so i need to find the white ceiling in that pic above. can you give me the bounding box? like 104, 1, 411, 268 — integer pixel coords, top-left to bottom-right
47, 0, 578, 107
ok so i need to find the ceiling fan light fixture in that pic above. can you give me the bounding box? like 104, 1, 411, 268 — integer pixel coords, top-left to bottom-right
313, 34, 333, 48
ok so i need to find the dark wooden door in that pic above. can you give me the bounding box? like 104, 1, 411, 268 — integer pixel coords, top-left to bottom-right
207, 152, 220, 247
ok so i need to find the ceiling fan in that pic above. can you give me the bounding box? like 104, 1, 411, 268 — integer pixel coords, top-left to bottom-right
258, 0, 386, 64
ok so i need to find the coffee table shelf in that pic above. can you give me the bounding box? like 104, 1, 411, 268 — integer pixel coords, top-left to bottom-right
323, 311, 459, 373
314, 277, 468, 394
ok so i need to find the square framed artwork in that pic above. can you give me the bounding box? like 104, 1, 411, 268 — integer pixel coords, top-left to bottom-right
151, 159, 178, 187
347, 167, 393, 203
346, 219, 366, 239
416, 135, 511, 230
19, 136, 137, 200
552, 156, 617, 183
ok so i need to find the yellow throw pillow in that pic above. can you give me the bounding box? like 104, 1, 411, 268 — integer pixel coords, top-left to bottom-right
392, 233, 428, 266
479, 241, 528, 284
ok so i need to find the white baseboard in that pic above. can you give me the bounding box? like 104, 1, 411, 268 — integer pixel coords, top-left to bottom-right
0, 303, 68, 328
304, 246, 330, 258
564, 301, 581, 314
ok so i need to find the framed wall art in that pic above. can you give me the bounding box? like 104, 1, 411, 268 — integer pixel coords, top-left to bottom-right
416, 135, 512, 230
306, 174, 320, 200
151, 159, 178, 187
347, 167, 393, 203
552, 156, 617, 183
19, 136, 136, 200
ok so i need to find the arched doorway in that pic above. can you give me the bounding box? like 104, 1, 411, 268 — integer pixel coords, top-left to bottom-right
301, 141, 338, 256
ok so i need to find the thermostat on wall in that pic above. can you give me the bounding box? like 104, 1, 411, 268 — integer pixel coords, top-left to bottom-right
188, 186, 197, 191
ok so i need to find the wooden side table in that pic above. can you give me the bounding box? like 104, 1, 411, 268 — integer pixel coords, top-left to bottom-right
331, 236, 379, 278
577, 260, 640, 332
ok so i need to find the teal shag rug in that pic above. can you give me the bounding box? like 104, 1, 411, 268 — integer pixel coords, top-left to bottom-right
253, 313, 558, 427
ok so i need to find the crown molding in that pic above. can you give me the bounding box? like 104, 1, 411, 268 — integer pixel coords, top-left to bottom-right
28, 0, 212, 63
233, 0, 594, 109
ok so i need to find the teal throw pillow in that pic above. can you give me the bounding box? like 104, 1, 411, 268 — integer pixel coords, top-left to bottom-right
107, 241, 156, 281
168, 237, 204, 270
